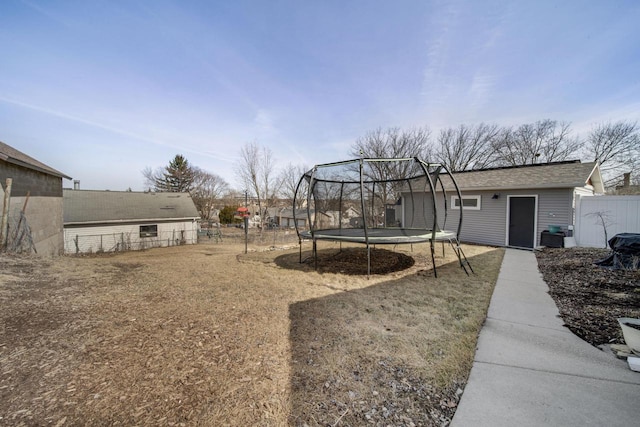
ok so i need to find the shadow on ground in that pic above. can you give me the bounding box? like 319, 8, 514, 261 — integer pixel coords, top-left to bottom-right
287, 249, 504, 426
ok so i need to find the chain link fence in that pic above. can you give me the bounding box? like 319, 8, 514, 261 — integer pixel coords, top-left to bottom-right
198, 227, 302, 246
65, 229, 195, 254
64, 227, 302, 254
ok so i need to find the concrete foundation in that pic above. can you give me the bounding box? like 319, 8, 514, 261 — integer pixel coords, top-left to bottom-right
1, 190, 64, 256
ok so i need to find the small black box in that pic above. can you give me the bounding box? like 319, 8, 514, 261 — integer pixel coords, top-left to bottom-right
540, 231, 565, 248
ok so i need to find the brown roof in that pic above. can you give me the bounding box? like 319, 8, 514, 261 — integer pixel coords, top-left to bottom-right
446, 161, 604, 193
0, 141, 71, 179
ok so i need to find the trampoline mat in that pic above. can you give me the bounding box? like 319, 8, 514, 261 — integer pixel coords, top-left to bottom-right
299, 228, 456, 245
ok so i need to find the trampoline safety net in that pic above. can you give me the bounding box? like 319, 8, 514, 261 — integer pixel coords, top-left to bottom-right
292, 157, 473, 277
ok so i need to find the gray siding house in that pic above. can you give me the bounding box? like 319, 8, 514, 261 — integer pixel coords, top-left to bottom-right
403, 161, 604, 249
1, 141, 71, 255
63, 190, 200, 253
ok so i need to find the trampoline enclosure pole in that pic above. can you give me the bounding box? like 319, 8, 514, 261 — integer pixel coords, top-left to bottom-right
359, 158, 371, 276
306, 168, 317, 235
338, 182, 344, 231
417, 159, 439, 278
293, 173, 307, 263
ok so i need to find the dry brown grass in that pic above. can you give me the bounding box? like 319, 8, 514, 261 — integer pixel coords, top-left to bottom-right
0, 237, 503, 426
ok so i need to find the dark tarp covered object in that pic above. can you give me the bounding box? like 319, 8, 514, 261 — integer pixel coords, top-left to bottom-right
595, 233, 640, 270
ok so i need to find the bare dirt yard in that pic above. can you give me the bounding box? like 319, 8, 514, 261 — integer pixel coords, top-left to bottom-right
536, 247, 640, 348
1, 236, 504, 426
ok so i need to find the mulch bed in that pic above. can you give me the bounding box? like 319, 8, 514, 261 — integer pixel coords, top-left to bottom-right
536, 247, 640, 347
301, 247, 416, 275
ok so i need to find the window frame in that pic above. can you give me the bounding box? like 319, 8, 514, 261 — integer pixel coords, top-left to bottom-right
451, 195, 481, 211
139, 224, 158, 238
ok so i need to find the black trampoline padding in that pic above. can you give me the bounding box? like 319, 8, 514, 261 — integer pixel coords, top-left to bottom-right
299, 228, 457, 244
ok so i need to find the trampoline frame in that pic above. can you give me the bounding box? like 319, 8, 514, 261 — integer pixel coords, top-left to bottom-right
293, 157, 473, 277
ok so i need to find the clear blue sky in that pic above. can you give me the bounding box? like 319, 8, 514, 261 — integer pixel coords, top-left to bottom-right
1, 0, 639, 191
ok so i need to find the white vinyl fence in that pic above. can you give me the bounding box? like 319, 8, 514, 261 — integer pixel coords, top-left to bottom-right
575, 195, 640, 248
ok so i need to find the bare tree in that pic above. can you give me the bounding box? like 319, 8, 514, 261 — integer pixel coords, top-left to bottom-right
584, 120, 640, 187
435, 123, 501, 171
143, 156, 231, 220
349, 127, 432, 209
350, 126, 432, 161
190, 168, 230, 221
586, 210, 615, 248
278, 163, 308, 209
493, 120, 581, 166
219, 188, 245, 211
142, 166, 163, 191
235, 142, 281, 228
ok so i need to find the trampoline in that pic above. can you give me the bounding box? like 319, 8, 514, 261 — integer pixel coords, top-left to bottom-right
293, 157, 473, 277
299, 228, 457, 245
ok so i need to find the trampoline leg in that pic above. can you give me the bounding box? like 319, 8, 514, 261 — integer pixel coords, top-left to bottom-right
430, 240, 437, 278
441, 241, 445, 257
313, 240, 318, 270
366, 244, 371, 279
299, 239, 302, 263
457, 244, 474, 274
450, 240, 464, 268
449, 240, 472, 275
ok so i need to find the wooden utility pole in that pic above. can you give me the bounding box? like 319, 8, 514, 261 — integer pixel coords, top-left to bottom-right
0, 178, 12, 249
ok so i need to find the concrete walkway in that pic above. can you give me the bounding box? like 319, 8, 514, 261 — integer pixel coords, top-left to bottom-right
451, 248, 640, 427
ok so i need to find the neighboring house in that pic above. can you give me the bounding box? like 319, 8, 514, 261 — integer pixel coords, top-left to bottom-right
0, 141, 71, 256
613, 185, 640, 195
402, 160, 604, 249
279, 206, 363, 229
63, 189, 200, 254
264, 207, 282, 227
278, 208, 312, 228
341, 206, 362, 227
612, 173, 640, 195
278, 208, 334, 229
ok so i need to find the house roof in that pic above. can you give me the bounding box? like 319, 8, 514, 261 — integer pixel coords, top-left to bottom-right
0, 141, 71, 179
64, 189, 200, 225
444, 161, 604, 193
278, 208, 312, 218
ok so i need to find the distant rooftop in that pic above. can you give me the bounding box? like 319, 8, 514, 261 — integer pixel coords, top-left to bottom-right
64, 189, 200, 224
0, 141, 71, 179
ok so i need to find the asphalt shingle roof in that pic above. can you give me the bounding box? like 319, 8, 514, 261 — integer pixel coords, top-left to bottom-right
446, 161, 603, 193
64, 190, 200, 224
0, 141, 71, 179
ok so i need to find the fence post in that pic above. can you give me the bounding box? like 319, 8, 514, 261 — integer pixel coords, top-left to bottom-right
0, 178, 12, 249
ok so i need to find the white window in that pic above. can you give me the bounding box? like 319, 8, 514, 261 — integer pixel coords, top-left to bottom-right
451, 195, 481, 210
140, 224, 158, 237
